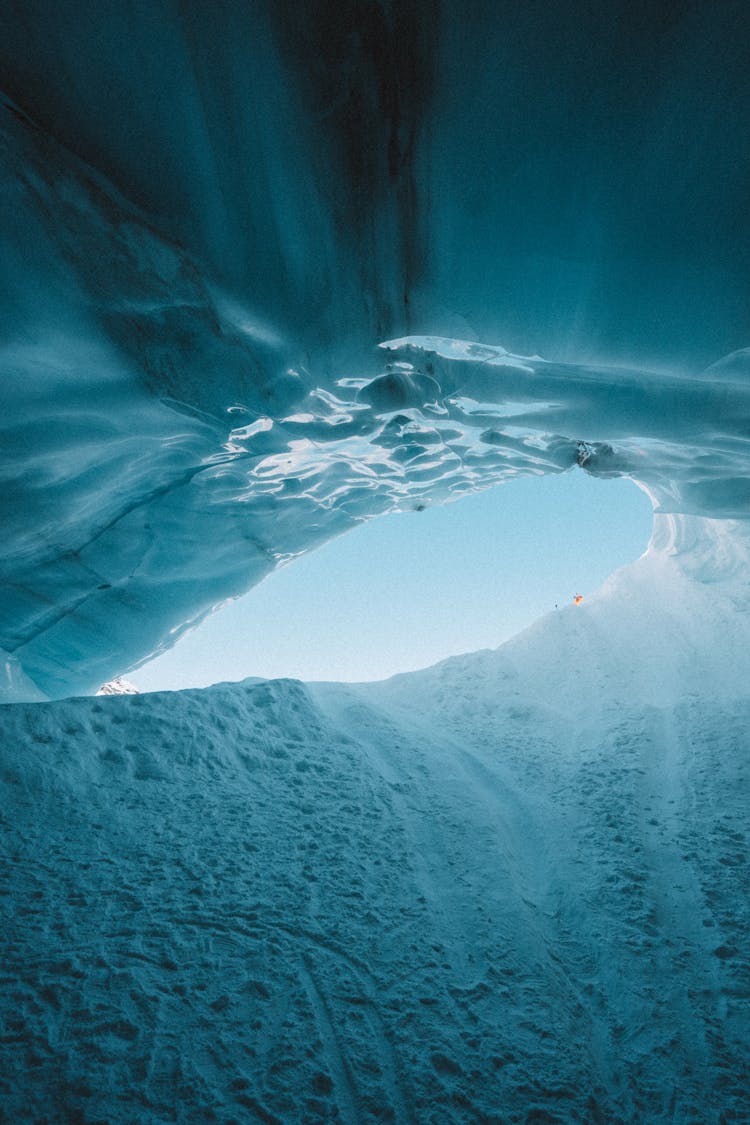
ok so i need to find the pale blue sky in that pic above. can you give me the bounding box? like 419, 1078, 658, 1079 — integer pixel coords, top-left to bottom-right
132, 470, 653, 692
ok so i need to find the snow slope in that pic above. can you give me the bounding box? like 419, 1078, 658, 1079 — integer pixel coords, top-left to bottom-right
2, 517, 749, 1123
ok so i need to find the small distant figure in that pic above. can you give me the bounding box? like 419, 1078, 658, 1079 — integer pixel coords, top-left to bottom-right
573, 593, 584, 606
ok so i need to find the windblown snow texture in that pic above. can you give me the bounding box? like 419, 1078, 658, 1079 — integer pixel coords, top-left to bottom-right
2, 523, 750, 1123
2, 1, 750, 698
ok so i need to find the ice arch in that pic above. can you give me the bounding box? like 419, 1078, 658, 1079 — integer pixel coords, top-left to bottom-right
2, 1, 750, 700
3, 307, 749, 700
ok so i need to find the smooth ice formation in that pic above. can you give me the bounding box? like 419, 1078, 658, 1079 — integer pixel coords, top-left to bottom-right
2, 1, 750, 699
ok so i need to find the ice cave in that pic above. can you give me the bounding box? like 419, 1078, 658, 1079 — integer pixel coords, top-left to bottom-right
1, 2, 750, 1122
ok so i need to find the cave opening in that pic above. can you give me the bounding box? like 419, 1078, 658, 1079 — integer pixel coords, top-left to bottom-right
131, 470, 652, 693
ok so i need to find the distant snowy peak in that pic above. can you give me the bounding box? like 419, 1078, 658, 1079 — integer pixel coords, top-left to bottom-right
96, 678, 139, 696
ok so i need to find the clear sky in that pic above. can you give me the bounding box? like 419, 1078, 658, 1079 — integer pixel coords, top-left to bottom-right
132, 470, 653, 692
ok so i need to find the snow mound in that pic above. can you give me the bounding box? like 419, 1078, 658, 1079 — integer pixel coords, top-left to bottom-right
1, 538, 749, 1122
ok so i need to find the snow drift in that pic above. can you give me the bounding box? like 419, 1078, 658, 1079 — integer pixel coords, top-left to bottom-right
2, 529, 749, 1122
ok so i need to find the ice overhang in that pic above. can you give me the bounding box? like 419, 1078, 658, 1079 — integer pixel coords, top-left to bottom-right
2, 1, 750, 701
3, 296, 750, 701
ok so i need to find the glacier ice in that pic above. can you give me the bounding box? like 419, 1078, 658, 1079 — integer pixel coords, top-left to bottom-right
2, 1, 750, 699
3, 275, 750, 699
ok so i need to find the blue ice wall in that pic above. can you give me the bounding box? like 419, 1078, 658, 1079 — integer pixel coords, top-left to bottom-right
2, 0, 749, 365
1, 1, 750, 698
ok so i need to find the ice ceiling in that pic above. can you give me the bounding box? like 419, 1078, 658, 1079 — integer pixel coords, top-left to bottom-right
2, 1, 750, 701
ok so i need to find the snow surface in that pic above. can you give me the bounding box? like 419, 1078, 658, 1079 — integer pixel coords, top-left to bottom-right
2, 517, 749, 1122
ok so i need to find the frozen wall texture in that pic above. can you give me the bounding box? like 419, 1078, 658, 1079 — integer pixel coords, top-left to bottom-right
2, 0, 750, 698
